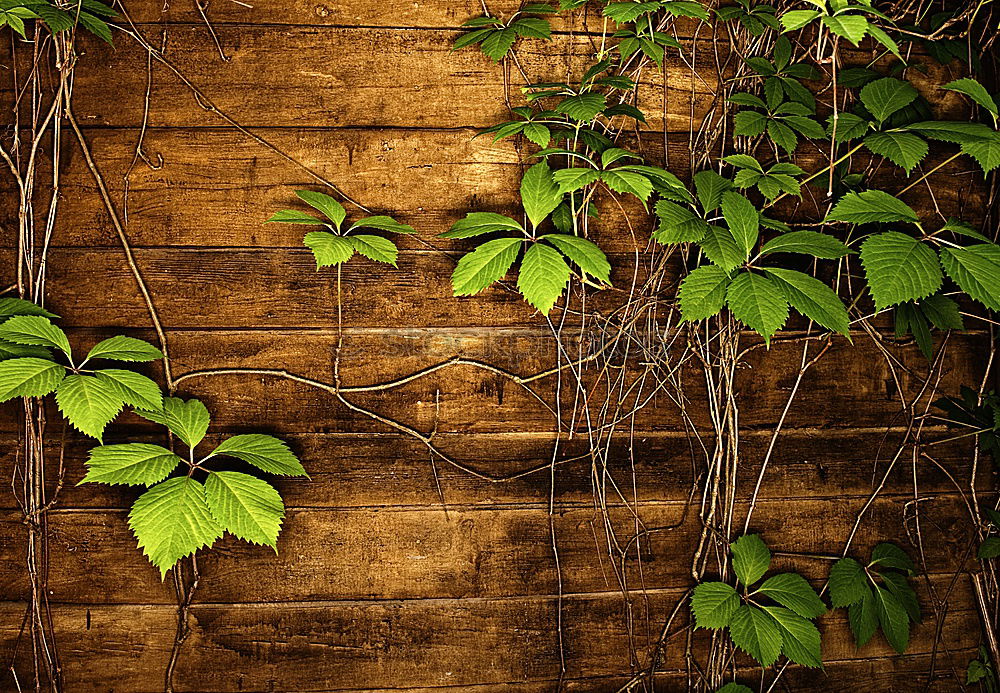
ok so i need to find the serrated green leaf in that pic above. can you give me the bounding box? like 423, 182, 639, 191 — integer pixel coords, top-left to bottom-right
654, 201, 710, 244
821, 14, 868, 46
920, 293, 963, 331
55, 374, 123, 441
523, 123, 551, 147
601, 170, 653, 203
726, 273, 789, 345
700, 227, 746, 273
128, 477, 223, 578
768, 120, 798, 154
265, 209, 328, 225
939, 244, 1000, 311
552, 168, 602, 195
135, 397, 211, 449
873, 584, 909, 653
0, 298, 57, 319
830, 558, 869, 607
679, 265, 731, 322
693, 170, 732, 212
94, 369, 163, 411
720, 192, 759, 256
0, 357, 65, 401
943, 78, 998, 119
691, 581, 740, 629
210, 434, 306, 476
348, 216, 417, 235
761, 231, 853, 259
864, 132, 928, 175
962, 134, 1000, 173
827, 190, 919, 225
86, 335, 163, 363
511, 16, 550, 39
542, 234, 611, 284
81, 443, 182, 486
517, 242, 570, 312
861, 232, 943, 310
0, 315, 71, 359
350, 235, 399, 266
521, 161, 563, 229
0, 340, 51, 361
828, 112, 871, 143
762, 606, 823, 668
881, 571, 920, 623
481, 27, 517, 60
861, 77, 919, 124
979, 537, 1000, 559
729, 604, 783, 666
870, 542, 915, 574
441, 212, 524, 239
205, 471, 284, 548
452, 237, 522, 296
732, 533, 771, 587
780, 9, 820, 32
556, 93, 606, 122
295, 190, 346, 229
757, 572, 826, 618
764, 268, 851, 337
303, 232, 355, 268
849, 587, 878, 646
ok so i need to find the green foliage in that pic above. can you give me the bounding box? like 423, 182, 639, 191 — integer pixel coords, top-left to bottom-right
933, 386, 1000, 466
828, 543, 919, 653
0, 0, 116, 42
452, 5, 555, 62
268, 190, 415, 269
691, 534, 825, 668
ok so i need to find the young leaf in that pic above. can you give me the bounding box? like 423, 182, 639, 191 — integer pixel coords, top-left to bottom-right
542, 234, 612, 284
350, 235, 399, 266
136, 397, 211, 449
678, 265, 731, 322
81, 443, 182, 486
521, 161, 563, 228
872, 584, 910, 653
295, 190, 346, 229
757, 572, 826, 618
86, 335, 163, 363
128, 477, 223, 578
303, 232, 356, 268
94, 369, 163, 411
760, 231, 853, 259
0, 316, 71, 359
728, 604, 783, 666
517, 242, 571, 312
205, 471, 285, 548
762, 606, 824, 668
726, 273, 789, 345
691, 581, 740, 629
939, 244, 1000, 311
860, 77, 918, 124
764, 268, 851, 337
55, 374, 124, 441
864, 132, 928, 175
826, 190, 919, 225
861, 232, 943, 310
943, 77, 999, 121
720, 192, 759, 257
732, 533, 771, 587
452, 238, 522, 296
209, 434, 306, 476
441, 212, 524, 239
829, 557, 869, 607
0, 357, 66, 401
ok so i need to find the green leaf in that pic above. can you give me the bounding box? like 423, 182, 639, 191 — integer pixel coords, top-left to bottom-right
720, 192, 759, 257
303, 232, 355, 268
481, 27, 517, 61
780, 9, 820, 32
85, 335, 163, 362
700, 227, 746, 272
350, 235, 399, 266
849, 588, 878, 646
757, 572, 826, 618
0, 341, 51, 361
654, 201, 710, 244
979, 537, 1000, 559
128, 477, 223, 578
716, 685, 754, 693
551, 168, 602, 194
691, 581, 740, 629
523, 123, 551, 147
205, 471, 284, 548
452, 238, 522, 296
827, 190, 919, 225
601, 170, 654, 203
348, 216, 417, 235
210, 434, 306, 476
760, 231, 853, 259
865, 23, 901, 58
961, 134, 1000, 173
94, 369, 163, 411
767, 120, 798, 154
829, 112, 871, 143
732, 533, 771, 587
517, 242, 571, 312
870, 542, 915, 574
136, 397, 211, 449
723, 154, 764, 172
763, 606, 823, 668
265, 209, 327, 225
729, 604, 783, 666
542, 234, 612, 284
679, 265, 731, 322
764, 268, 851, 337
295, 190, 346, 229
521, 161, 563, 229
943, 78, 999, 120
81, 443, 182, 486
860, 232, 943, 310
821, 15, 868, 46
693, 170, 732, 212
0, 298, 57, 319
860, 78, 919, 124
511, 16, 551, 39
441, 212, 524, 239
872, 584, 909, 653
0, 315, 71, 359
881, 571, 920, 623
556, 93, 607, 122
939, 244, 1000, 311
864, 132, 928, 175
829, 557, 869, 607
726, 273, 789, 345
0, 357, 65, 401
55, 374, 123, 441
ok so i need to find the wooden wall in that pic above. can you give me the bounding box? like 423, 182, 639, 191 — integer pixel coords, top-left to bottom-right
0, 1, 993, 690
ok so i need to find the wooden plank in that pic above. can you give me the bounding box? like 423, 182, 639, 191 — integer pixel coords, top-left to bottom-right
0, 596, 981, 691
0, 494, 979, 603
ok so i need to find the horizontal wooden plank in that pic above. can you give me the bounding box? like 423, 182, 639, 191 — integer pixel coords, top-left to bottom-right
0, 595, 980, 691
0, 494, 979, 603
